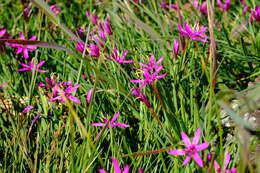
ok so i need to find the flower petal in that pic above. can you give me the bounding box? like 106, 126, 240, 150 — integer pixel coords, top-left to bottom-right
181, 132, 191, 147
17, 68, 30, 71
91, 122, 105, 127
122, 165, 130, 173
98, 169, 107, 173
67, 95, 81, 104
48, 96, 62, 102
111, 112, 120, 123
168, 149, 185, 156
182, 156, 191, 166
192, 152, 204, 167
23, 49, 29, 59
214, 160, 221, 173
195, 142, 209, 151
130, 79, 144, 83
111, 158, 121, 173
192, 128, 201, 144
87, 88, 94, 104
113, 122, 130, 128
224, 153, 231, 169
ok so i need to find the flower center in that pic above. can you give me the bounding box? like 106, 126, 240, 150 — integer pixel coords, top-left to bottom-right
186, 145, 196, 155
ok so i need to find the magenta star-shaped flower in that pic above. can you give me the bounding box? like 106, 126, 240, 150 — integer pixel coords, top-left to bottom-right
106, 47, 134, 64
168, 128, 209, 167
130, 66, 167, 89
177, 23, 208, 42
12, 32, 37, 59
214, 153, 237, 173
48, 84, 81, 104
139, 55, 164, 72
17, 60, 48, 73
92, 112, 130, 128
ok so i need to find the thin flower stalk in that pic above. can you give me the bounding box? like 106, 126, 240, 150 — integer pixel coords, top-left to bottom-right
28, 112, 42, 135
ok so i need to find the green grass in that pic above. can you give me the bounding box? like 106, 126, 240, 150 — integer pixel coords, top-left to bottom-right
0, 0, 259, 172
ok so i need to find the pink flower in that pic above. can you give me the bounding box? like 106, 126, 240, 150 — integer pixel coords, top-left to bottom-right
75, 42, 85, 52
131, 66, 167, 89
0, 82, 8, 89
106, 47, 134, 64
39, 76, 58, 89
97, 29, 107, 41
48, 83, 81, 104
216, 0, 231, 11
193, 0, 207, 14
207, 154, 212, 161
75, 42, 100, 57
17, 60, 48, 73
87, 88, 94, 104
139, 55, 164, 72
99, 158, 129, 173
161, 1, 169, 9
168, 128, 209, 167
50, 4, 61, 16
178, 23, 208, 42
250, 6, 260, 23
12, 32, 37, 59
200, 1, 208, 14
103, 18, 113, 35
131, 88, 151, 107
242, 5, 249, 14
92, 112, 130, 128
86, 11, 99, 25
0, 29, 7, 38
214, 153, 237, 173
193, 0, 199, 8
89, 29, 107, 48
88, 43, 100, 57
173, 40, 179, 56
22, 105, 34, 113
